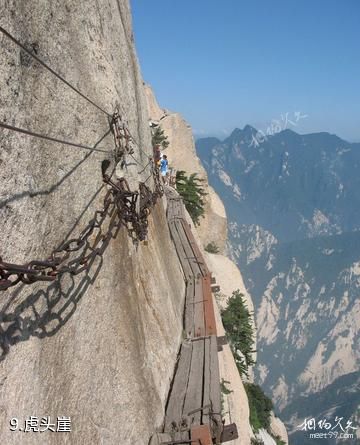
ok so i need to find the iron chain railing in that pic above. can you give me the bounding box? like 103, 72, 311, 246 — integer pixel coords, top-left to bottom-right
0, 166, 164, 291
0, 26, 165, 292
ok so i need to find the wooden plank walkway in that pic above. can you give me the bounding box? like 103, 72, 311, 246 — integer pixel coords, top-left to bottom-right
149, 187, 238, 445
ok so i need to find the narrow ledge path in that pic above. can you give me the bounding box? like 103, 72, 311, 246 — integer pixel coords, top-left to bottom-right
149, 187, 238, 445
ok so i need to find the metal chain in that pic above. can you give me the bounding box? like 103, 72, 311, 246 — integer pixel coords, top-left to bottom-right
111, 108, 134, 163
0, 162, 164, 291
0, 105, 164, 292
0, 27, 166, 292
110, 108, 152, 173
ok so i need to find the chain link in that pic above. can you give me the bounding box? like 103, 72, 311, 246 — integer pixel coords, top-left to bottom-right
111, 108, 134, 164
0, 25, 166, 293
0, 149, 164, 293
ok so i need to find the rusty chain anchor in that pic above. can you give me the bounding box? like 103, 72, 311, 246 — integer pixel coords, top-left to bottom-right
0, 112, 164, 292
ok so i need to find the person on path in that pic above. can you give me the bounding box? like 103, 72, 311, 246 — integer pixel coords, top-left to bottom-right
160, 154, 169, 184
154, 144, 162, 166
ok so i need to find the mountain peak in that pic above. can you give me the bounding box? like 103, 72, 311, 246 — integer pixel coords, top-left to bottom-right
272, 128, 302, 142
229, 127, 242, 137
279, 128, 299, 136
243, 124, 257, 134
229, 125, 257, 139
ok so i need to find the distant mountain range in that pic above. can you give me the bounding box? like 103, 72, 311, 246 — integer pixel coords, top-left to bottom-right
196, 127, 360, 445
197, 126, 360, 242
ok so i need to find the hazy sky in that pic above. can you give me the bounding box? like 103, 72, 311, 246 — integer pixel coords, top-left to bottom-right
131, 0, 360, 142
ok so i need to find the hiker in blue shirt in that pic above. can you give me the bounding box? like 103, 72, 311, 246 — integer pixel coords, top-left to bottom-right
160, 154, 169, 184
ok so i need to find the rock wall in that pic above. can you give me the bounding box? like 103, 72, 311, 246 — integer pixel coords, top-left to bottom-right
0, 2, 185, 444
144, 85, 228, 254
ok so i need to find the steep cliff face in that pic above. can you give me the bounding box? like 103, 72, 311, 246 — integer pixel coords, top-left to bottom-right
144, 85, 228, 254
0, 2, 185, 444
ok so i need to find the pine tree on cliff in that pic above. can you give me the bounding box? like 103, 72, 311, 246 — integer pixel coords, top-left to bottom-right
152, 127, 169, 150
176, 171, 207, 225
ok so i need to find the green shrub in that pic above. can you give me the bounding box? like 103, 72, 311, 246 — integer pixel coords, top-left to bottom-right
274, 436, 286, 445
220, 378, 233, 416
245, 383, 273, 432
176, 171, 207, 225
221, 290, 256, 378
152, 126, 169, 150
220, 378, 233, 395
251, 438, 264, 445
205, 242, 220, 254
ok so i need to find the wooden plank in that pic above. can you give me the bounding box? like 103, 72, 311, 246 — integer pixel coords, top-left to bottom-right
180, 218, 208, 276
168, 194, 182, 214
191, 425, 213, 445
168, 213, 197, 337
202, 274, 217, 336
168, 221, 193, 280
209, 335, 223, 443
210, 334, 222, 412
167, 199, 176, 221
165, 341, 193, 432
202, 337, 212, 426
169, 199, 176, 217
174, 220, 202, 277
180, 219, 209, 277
170, 196, 182, 218
174, 198, 181, 213
185, 277, 195, 338
193, 276, 205, 338
174, 199, 180, 217
182, 339, 205, 427
176, 198, 184, 218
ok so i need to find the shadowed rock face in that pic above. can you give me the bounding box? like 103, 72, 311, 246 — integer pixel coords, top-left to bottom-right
0, 2, 185, 444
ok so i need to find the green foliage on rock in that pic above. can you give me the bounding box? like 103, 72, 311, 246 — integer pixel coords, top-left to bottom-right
221, 290, 277, 437
274, 435, 286, 445
176, 170, 207, 226
221, 290, 256, 378
152, 126, 169, 150
205, 242, 220, 254
220, 378, 233, 395
251, 438, 264, 445
220, 378, 233, 416
245, 383, 273, 432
